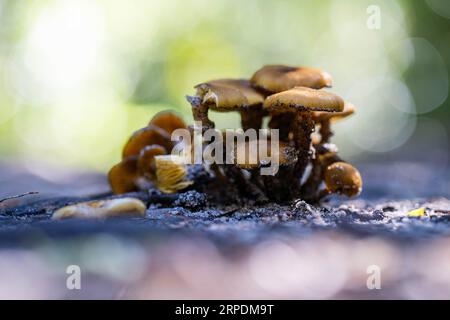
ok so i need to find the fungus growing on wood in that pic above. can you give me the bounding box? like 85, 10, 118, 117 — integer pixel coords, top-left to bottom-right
107, 64, 363, 203
108, 111, 188, 194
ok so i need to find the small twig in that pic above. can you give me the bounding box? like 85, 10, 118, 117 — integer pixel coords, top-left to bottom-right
0, 192, 39, 204
217, 207, 239, 217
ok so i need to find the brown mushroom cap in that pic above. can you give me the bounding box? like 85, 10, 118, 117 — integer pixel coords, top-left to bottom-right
149, 111, 187, 135
122, 124, 172, 158
324, 162, 362, 197
234, 140, 297, 169
137, 144, 168, 179
312, 102, 355, 122
263, 87, 345, 114
251, 65, 332, 93
195, 79, 265, 111
108, 156, 139, 194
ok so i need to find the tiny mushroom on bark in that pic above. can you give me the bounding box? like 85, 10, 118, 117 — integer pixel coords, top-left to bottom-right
264, 86, 345, 183
323, 162, 362, 198
187, 79, 265, 131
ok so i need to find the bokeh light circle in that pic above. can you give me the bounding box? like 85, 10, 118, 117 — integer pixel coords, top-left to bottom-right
402, 38, 448, 114
426, 0, 450, 19
340, 76, 417, 153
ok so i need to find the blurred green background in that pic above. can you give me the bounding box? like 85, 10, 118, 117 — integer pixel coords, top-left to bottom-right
0, 0, 449, 174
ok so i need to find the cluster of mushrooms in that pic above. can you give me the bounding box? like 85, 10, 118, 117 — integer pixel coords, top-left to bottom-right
109, 65, 362, 203
108, 111, 194, 194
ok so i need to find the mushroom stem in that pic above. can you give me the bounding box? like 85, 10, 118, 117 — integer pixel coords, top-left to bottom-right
301, 149, 341, 200
269, 113, 292, 141
262, 166, 295, 202
210, 163, 228, 183
300, 153, 322, 197
240, 107, 265, 132
225, 166, 267, 202
292, 111, 315, 187
186, 95, 215, 129
318, 119, 333, 143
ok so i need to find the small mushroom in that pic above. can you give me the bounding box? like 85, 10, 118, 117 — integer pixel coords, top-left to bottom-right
137, 145, 168, 180
250, 65, 333, 93
300, 144, 340, 199
108, 156, 139, 194
149, 111, 187, 135
312, 102, 355, 143
109, 112, 188, 194
322, 162, 362, 198
264, 86, 344, 182
154, 155, 194, 194
187, 79, 265, 130
52, 198, 147, 220
122, 125, 172, 159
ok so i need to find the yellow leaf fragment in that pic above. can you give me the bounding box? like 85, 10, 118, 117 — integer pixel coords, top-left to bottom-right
407, 207, 426, 217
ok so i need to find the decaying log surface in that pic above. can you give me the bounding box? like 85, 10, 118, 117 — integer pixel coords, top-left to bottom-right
0, 161, 450, 299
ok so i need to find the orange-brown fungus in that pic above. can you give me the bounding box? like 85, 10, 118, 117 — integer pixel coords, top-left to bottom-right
251, 65, 333, 93
324, 162, 362, 198
108, 66, 363, 202
137, 145, 168, 180
122, 125, 172, 159
108, 156, 139, 194
109, 111, 188, 194
149, 111, 187, 135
